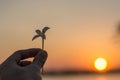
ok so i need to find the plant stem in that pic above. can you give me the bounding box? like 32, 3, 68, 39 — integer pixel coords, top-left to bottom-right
42, 38, 44, 74
42, 38, 44, 50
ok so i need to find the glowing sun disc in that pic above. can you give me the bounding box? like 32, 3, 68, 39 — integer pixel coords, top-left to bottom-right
94, 58, 107, 71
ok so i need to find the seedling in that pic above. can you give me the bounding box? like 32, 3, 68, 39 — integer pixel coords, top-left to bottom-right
32, 26, 50, 73
32, 26, 50, 50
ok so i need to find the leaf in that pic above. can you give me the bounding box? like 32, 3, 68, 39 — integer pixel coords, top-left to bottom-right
42, 27, 50, 34
32, 35, 40, 41
36, 29, 42, 35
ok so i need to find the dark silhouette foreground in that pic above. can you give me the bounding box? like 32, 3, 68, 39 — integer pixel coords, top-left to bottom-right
0, 48, 48, 80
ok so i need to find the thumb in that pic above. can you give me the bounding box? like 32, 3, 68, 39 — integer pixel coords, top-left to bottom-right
32, 51, 48, 68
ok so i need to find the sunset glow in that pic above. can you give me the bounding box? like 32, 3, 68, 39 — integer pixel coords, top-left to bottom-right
94, 58, 107, 72
0, 0, 120, 72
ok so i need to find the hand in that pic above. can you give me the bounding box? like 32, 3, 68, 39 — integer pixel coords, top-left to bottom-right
0, 48, 48, 80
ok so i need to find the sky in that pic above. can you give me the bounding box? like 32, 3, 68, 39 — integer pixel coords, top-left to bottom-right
0, 0, 120, 72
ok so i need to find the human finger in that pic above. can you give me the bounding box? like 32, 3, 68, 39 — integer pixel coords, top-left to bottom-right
32, 50, 48, 68
1, 48, 41, 66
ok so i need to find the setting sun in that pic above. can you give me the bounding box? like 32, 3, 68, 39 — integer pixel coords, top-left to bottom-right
94, 58, 108, 72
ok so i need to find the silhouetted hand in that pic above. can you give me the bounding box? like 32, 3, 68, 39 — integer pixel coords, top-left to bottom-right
0, 48, 48, 80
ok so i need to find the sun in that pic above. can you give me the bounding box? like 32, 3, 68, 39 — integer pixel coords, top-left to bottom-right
94, 58, 107, 72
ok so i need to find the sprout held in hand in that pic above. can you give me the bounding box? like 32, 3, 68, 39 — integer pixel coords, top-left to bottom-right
32, 26, 50, 73
32, 26, 50, 50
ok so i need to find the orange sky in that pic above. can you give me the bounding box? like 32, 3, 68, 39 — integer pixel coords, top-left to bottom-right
0, 0, 120, 71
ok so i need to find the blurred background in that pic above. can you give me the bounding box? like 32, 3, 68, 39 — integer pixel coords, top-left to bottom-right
0, 0, 120, 80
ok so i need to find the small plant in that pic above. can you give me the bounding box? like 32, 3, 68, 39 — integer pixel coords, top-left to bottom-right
32, 26, 50, 50
32, 26, 50, 73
